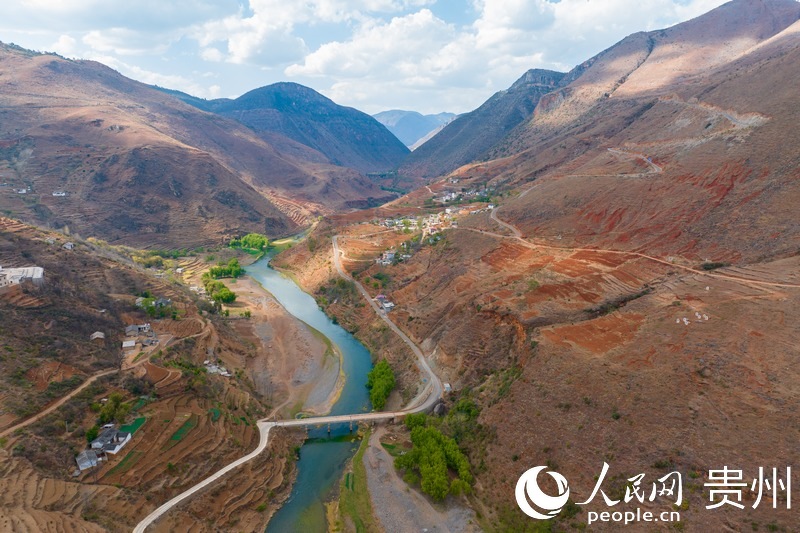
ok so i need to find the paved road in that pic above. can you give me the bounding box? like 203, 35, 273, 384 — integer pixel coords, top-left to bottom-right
134, 237, 442, 532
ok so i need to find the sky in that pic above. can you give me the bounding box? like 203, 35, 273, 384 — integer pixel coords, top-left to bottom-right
0, 0, 730, 115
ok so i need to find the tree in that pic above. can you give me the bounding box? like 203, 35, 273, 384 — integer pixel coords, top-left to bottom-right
208, 258, 243, 279
212, 287, 237, 304
366, 359, 395, 410
231, 233, 268, 251
394, 424, 473, 501
86, 425, 99, 443
98, 393, 131, 424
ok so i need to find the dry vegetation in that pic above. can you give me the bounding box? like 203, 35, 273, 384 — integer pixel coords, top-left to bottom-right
0, 218, 304, 532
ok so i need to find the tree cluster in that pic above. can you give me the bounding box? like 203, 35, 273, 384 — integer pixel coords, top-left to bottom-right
207, 258, 243, 279
97, 392, 131, 425
366, 359, 395, 410
394, 416, 473, 501
230, 233, 269, 251
203, 279, 237, 304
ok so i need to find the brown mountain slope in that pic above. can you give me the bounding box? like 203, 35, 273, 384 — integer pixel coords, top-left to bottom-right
277, 1, 800, 531
0, 218, 304, 532
0, 44, 390, 247
399, 69, 565, 179
464, 0, 800, 264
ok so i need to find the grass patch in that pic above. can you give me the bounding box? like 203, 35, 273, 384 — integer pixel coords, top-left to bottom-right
106, 450, 143, 476
131, 398, 149, 411
119, 417, 146, 435
380, 441, 410, 458
165, 414, 198, 447
338, 430, 378, 533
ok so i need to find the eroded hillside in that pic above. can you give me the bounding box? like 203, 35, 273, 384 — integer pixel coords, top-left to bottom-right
0, 219, 307, 532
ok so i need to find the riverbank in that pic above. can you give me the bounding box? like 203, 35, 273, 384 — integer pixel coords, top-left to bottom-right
226, 275, 344, 418
363, 426, 480, 532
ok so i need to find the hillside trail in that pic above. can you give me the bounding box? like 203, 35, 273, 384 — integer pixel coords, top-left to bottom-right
0, 317, 201, 440
0, 368, 118, 439
606, 148, 663, 173
485, 190, 800, 292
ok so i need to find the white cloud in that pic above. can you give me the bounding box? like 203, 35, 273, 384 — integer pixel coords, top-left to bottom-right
51, 34, 78, 57
0, 0, 736, 113
82, 28, 174, 56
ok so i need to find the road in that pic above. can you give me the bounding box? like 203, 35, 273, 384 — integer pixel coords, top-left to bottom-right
134, 237, 442, 532
607, 148, 663, 173
484, 189, 800, 291
0, 368, 118, 439
332, 235, 441, 407
0, 328, 175, 440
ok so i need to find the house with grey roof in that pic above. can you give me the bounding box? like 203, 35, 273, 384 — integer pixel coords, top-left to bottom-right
75, 450, 101, 471
90, 428, 131, 455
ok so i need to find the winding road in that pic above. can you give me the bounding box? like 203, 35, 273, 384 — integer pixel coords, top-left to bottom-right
133, 239, 442, 532
131, 177, 800, 531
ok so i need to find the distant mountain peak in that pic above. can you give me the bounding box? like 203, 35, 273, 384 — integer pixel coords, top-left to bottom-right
373, 110, 457, 148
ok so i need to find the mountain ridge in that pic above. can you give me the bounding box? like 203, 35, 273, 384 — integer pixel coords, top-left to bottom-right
164, 82, 410, 174
0, 43, 394, 246
399, 68, 565, 178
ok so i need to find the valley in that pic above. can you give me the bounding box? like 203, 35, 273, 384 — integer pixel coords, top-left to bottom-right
2, 0, 800, 531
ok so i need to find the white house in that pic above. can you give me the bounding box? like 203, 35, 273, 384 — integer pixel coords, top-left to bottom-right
0, 265, 44, 289
90, 429, 131, 455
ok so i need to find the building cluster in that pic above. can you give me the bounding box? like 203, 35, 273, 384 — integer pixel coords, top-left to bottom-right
203, 359, 232, 377
435, 185, 494, 204
123, 323, 157, 350
75, 426, 132, 472
0, 265, 44, 290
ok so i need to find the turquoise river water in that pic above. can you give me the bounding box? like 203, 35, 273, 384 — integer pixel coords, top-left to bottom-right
246, 256, 373, 532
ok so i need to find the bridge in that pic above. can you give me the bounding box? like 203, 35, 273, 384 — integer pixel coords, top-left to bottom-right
133, 239, 442, 532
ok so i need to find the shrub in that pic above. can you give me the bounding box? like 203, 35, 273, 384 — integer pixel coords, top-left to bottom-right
366, 360, 395, 411
394, 425, 473, 501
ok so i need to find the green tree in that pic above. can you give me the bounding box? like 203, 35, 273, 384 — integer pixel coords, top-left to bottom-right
394, 424, 473, 501
366, 359, 395, 410
86, 425, 99, 442
212, 287, 237, 304
240, 233, 268, 250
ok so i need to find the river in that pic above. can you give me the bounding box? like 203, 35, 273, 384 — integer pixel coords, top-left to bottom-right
246, 256, 374, 531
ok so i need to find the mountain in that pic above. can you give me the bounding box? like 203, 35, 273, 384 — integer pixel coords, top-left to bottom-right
399, 68, 565, 178
0, 44, 392, 247
474, 0, 800, 262
280, 1, 800, 531
166, 83, 410, 174
0, 218, 305, 531
372, 110, 456, 148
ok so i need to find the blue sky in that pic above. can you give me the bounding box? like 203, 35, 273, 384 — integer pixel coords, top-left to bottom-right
0, 0, 729, 114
